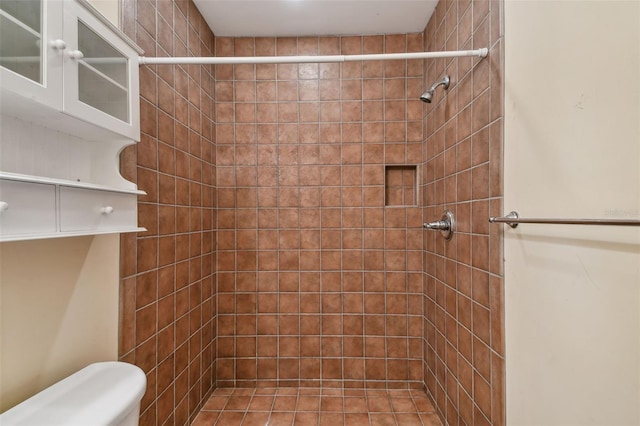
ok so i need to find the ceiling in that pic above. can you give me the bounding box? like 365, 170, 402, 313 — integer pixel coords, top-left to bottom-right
192, 0, 438, 38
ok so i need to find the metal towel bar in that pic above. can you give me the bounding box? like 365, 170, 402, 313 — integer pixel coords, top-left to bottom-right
489, 211, 640, 228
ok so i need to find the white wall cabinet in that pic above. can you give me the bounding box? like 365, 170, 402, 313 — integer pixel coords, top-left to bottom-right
0, 0, 145, 242
0, 0, 140, 140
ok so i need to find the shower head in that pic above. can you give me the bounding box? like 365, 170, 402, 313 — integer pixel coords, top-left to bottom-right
420, 75, 450, 103
420, 91, 434, 103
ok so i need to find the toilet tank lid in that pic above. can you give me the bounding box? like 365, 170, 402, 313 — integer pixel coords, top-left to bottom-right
0, 362, 147, 426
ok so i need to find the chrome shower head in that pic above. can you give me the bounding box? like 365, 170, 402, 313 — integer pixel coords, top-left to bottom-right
420, 75, 450, 103
420, 90, 434, 103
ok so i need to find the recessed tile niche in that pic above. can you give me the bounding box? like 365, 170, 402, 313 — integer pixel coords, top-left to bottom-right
385, 165, 417, 206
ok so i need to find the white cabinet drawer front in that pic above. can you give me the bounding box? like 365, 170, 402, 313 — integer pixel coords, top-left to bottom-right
0, 179, 56, 236
59, 186, 136, 232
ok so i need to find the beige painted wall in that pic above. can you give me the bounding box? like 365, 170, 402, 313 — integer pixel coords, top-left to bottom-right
0, 235, 119, 411
86, 0, 120, 27
504, 1, 640, 425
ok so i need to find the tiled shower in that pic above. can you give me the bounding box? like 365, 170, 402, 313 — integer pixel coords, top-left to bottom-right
118, 0, 504, 424
213, 31, 425, 392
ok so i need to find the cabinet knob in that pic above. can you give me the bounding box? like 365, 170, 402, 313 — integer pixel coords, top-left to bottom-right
0, 201, 8, 212
50, 39, 67, 50
101, 206, 114, 214
68, 50, 84, 60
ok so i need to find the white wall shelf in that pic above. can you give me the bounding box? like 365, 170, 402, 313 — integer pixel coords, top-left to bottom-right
0, 172, 146, 196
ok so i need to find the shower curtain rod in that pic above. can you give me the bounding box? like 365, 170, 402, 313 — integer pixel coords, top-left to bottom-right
138, 48, 488, 65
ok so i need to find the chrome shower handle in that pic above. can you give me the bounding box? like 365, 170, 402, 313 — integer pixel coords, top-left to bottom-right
424, 210, 455, 240
424, 220, 449, 231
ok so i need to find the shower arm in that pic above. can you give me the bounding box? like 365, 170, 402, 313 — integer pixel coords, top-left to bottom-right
138, 48, 488, 65
428, 75, 450, 92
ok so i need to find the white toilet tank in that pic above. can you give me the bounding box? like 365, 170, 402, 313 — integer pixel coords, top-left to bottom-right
0, 362, 147, 426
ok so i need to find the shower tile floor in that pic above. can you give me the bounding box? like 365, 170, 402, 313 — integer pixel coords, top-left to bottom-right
192, 387, 441, 426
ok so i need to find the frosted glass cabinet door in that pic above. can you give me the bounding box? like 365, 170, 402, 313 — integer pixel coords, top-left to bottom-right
0, 0, 63, 109
76, 20, 128, 122
62, 1, 140, 140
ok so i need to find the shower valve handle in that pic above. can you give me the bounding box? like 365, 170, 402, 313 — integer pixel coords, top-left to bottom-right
424, 210, 455, 241
424, 220, 449, 231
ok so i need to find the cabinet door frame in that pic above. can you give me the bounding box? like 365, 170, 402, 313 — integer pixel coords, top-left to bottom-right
0, 0, 64, 109
62, 0, 140, 140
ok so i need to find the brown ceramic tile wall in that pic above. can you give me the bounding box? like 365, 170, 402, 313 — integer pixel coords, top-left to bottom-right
421, 0, 505, 425
214, 34, 425, 389
119, 1, 217, 424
